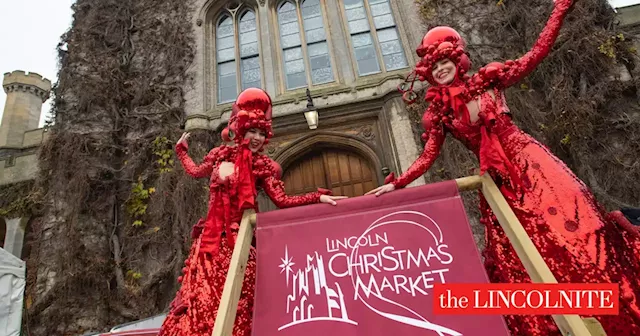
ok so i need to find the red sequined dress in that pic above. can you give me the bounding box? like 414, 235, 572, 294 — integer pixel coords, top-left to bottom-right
158, 142, 328, 336
159, 88, 330, 336
390, 1, 640, 334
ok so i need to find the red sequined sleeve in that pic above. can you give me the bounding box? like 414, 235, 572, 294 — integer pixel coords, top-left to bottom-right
175, 142, 217, 179
498, 0, 573, 87
262, 176, 332, 209
391, 123, 445, 189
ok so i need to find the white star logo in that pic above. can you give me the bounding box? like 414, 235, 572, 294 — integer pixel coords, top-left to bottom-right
279, 245, 295, 286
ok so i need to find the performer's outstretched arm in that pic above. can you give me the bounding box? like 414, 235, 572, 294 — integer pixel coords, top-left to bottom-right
175, 141, 217, 179
497, 0, 573, 88
392, 127, 445, 189
261, 176, 332, 208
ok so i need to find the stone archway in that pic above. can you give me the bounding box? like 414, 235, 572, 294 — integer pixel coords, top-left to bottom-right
258, 133, 381, 211
275, 132, 382, 174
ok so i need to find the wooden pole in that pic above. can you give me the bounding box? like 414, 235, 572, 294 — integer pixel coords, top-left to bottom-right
454, 175, 483, 191
479, 174, 596, 336
211, 209, 257, 336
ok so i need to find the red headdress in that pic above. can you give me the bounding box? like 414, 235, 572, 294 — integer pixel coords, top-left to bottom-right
396, 26, 474, 126
416, 26, 471, 85
397, 26, 472, 105
221, 87, 274, 148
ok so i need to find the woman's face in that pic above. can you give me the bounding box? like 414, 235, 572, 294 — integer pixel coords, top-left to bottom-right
431, 58, 457, 85
244, 128, 266, 152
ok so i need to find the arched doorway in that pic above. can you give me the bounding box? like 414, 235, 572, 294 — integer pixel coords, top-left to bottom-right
282, 148, 378, 197
256, 134, 382, 212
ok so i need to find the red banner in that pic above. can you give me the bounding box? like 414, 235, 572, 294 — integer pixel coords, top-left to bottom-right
253, 181, 510, 336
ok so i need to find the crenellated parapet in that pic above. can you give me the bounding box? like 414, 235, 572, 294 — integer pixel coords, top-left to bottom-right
0, 70, 52, 148
3, 71, 52, 103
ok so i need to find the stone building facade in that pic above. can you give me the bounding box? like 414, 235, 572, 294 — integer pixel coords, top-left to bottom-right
181, 0, 431, 212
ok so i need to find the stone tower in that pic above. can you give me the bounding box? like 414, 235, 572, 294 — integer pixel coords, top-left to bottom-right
1, 71, 51, 148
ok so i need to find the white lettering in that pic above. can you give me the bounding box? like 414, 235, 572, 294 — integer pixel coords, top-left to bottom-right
380, 246, 399, 271
328, 253, 348, 278
437, 244, 453, 264
600, 290, 614, 309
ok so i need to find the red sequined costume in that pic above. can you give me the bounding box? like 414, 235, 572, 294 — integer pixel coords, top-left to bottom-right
391, 0, 640, 334
159, 88, 330, 336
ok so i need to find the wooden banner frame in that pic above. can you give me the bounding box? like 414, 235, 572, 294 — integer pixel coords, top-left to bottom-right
211, 175, 606, 336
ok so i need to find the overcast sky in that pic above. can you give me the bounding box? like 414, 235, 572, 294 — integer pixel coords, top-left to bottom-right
0, 0, 638, 128
0, 0, 74, 127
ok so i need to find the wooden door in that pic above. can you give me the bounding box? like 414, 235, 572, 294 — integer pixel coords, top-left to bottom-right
282, 149, 378, 197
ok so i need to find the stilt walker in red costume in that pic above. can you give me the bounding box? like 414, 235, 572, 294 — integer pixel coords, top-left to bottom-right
367, 0, 640, 334
159, 88, 346, 336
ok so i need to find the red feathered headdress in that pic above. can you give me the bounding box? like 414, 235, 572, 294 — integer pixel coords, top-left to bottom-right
221, 88, 274, 145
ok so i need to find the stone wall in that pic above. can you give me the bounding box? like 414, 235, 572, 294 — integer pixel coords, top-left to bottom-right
0, 152, 39, 185
0, 128, 48, 186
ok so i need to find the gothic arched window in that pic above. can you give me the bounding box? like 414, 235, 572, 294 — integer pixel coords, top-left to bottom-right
216, 8, 262, 104
341, 0, 407, 76
277, 0, 334, 90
